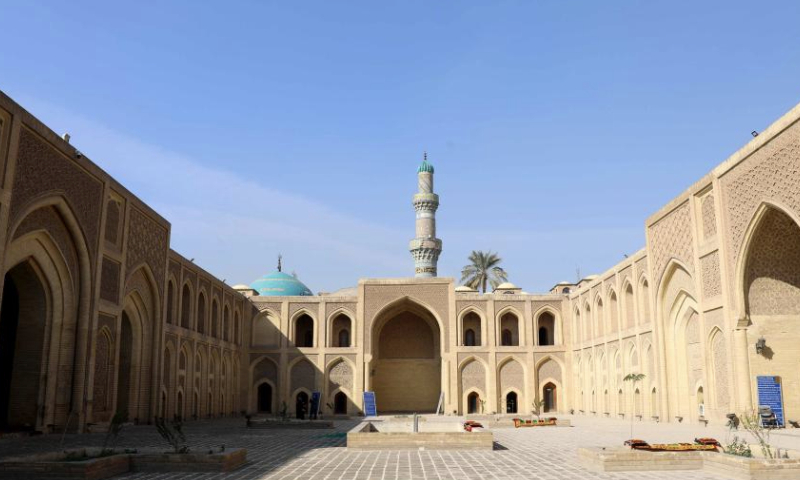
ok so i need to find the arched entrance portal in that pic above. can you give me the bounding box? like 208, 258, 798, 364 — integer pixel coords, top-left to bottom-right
506, 392, 518, 414
467, 392, 480, 414
0, 263, 47, 430
371, 300, 441, 413
257, 383, 272, 413
334, 391, 347, 414
295, 392, 309, 419
543, 382, 557, 412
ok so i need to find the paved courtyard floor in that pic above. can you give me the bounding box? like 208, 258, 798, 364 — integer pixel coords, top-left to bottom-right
2, 414, 799, 479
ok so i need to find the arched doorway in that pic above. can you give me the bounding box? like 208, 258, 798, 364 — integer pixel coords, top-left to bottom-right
295, 314, 314, 347
543, 382, 557, 412
257, 383, 272, 413
334, 391, 347, 414
116, 312, 134, 419
506, 392, 518, 414
467, 392, 480, 414
371, 300, 441, 413
295, 392, 309, 419
537, 312, 555, 345
0, 263, 47, 430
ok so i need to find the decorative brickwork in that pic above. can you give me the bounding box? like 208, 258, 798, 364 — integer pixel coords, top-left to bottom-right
126, 208, 167, 294
720, 120, 800, 287
253, 357, 278, 385
104, 199, 121, 245
700, 251, 721, 299
710, 329, 730, 411
499, 359, 524, 393
325, 302, 355, 317
456, 301, 487, 315
289, 302, 318, 318
363, 283, 449, 351
327, 360, 352, 393
460, 359, 486, 393
11, 128, 103, 258
93, 329, 112, 413
700, 192, 717, 240
649, 202, 695, 290
290, 359, 316, 393
100, 257, 120, 303
13, 206, 80, 288
538, 358, 562, 384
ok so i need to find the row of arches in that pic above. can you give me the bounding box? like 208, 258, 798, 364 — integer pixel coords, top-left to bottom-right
165, 280, 242, 345
252, 310, 353, 349
459, 307, 560, 347
573, 277, 651, 343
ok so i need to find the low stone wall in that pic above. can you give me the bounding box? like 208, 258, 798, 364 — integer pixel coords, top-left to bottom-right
0, 448, 247, 479
347, 422, 493, 450
579, 447, 800, 480
247, 419, 333, 429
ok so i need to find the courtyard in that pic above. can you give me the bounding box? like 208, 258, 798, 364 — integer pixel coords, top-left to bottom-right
3, 415, 799, 479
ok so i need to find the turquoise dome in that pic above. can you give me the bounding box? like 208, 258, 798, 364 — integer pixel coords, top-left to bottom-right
250, 271, 313, 296
418, 153, 434, 173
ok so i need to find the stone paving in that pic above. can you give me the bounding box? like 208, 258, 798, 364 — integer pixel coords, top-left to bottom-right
2, 415, 799, 479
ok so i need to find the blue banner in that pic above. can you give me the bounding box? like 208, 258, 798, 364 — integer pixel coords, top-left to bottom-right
756, 376, 784, 427
363, 391, 377, 417
310, 391, 321, 417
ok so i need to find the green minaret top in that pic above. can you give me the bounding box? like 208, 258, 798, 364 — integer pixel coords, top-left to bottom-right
417, 151, 435, 174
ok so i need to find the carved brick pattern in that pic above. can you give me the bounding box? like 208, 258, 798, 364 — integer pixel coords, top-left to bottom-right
253, 357, 278, 384
199, 277, 211, 295
13, 206, 79, 290
703, 309, 724, 334
499, 359, 524, 393
744, 208, 800, 315
100, 257, 120, 303
325, 302, 355, 317
11, 129, 103, 258
711, 330, 730, 411
327, 360, 353, 393
289, 302, 318, 318
126, 208, 167, 295
460, 359, 486, 393
701, 251, 721, 299
701, 193, 717, 240
93, 330, 112, 413
720, 121, 800, 285
363, 284, 449, 351
686, 312, 703, 387
456, 301, 487, 315
104, 199, 120, 245
649, 202, 695, 291
538, 359, 562, 384
290, 359, 316, 393
183, 269, 197, 289
255, 302, 282, 315
125, 268, 153, 318
457, 352, 489, 364
494, 300, 525, 314
635, 257, 649, 279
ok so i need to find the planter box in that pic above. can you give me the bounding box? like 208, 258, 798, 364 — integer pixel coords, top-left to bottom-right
578, 447, 800, 479
131, 448, 247, 473
0, 447, 247, 479
0, 449, 130, 480
347, 422, 494, 450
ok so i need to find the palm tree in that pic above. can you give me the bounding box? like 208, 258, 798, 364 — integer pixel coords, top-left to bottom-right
460, 251, 508, 293
623, 373, 646, 440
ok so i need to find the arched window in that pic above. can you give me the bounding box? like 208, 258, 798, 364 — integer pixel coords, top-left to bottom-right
462, 311, 482, 346
464, 328, 476, 346
506, 392, 518, 414
295, 314, 314, 347
197, 292, 206, 334
166, 282, 175, 324
180, 284, 191, 329
467, 392, 480, 414
501, 329, 513, 346
537, 311, 555, 345
338, 329, 350, 348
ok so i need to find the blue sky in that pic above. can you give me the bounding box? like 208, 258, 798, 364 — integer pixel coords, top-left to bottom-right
3, 1, 800, 293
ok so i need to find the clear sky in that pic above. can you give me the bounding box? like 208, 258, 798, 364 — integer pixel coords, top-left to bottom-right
2, 1, 800, 293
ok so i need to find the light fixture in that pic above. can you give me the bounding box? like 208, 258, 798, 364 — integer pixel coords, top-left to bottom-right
751, 130, 759, 137
755, 337, 766, 354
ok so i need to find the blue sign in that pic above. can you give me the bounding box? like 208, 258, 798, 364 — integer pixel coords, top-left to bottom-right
310, 391, 321, 417
363, 391, 377, 417
757, 376, 784, 427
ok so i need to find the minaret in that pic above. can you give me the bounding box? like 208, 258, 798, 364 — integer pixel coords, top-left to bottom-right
409, 152, 442, 277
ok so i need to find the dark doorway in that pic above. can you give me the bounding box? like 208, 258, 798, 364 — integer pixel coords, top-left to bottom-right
538, 327, 548, 346
334, 391, 347, 414
117, 313, 133, 418
543, 383, 557, 412
0, 263, 46, 430
338, 329, 350, 348
506, 392, 518, 414
464, 329, 476, 346
501, 329, 513, 346
296, 392, 309, 419
257, 383, 272, 413
467, 392, 480, 414
295, 315, 314, 347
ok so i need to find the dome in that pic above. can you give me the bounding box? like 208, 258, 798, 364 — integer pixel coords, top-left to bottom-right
417, 152, 434, 174
455, 285, 477, 293
249, 271, 313, 297
496, 282, 517, 289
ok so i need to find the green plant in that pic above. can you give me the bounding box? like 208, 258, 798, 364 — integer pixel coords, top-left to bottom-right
154, 417, 190, 454
740, 409, 774, 459
102, 411, 127, 455
532, 399, 545, 420
623, 373, 646, 440
460, 251, 508, 293
725, 435, 753, 457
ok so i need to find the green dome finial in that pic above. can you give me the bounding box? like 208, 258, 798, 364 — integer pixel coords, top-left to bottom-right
418, 151, 434, 174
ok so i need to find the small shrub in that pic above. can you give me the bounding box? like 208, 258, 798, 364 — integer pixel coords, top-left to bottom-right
102, 412, 127, 455
154, 417, 190, 454
725, 436, 753, 457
